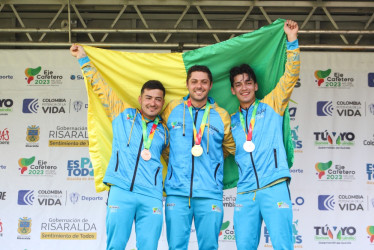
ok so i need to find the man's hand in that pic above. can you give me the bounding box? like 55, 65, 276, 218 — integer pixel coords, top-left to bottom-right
70, 44, 87, 59
284, 20, 298, 43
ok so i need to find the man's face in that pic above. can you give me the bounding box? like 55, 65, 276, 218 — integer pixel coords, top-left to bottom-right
186, 71, 212, 106
231, 73, 258, 107
138, 88, 165, 120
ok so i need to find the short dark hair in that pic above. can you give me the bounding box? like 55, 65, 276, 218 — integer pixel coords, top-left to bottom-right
229, 64, 257, 87
141, 80, 166, 97
187, 65, 213, 83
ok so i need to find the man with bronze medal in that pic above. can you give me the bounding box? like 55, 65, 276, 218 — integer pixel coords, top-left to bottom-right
70, 44, 169, 250
162, 66, 236, 249
229, 20, 300, 250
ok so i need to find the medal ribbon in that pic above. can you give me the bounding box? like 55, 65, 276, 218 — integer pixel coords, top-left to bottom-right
141, 115, 160, 150
239, 99, 259, 141
187, 99, 211, 145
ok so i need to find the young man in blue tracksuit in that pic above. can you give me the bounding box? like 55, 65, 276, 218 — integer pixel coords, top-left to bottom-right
70, 45, 169, 250
229, 20, 300, 250
162, 66, 236, 250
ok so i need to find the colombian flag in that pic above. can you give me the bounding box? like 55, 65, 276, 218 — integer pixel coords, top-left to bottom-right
82, 19, 292, 192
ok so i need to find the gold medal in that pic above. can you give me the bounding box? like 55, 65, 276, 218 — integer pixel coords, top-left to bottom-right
243, 140, 255, 153
191, 144, 203, 157
141, 149, 152, 161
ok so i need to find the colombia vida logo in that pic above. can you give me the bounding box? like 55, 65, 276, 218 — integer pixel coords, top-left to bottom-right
315, 161, 355, 181
314, 130, 355, 149
314, 69, 354, 88
25, 67, 63, 86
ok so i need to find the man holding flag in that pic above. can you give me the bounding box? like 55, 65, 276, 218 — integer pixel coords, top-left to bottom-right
229, 20, 300, 249
162, 65, 236, 249
70, 44, 169, 250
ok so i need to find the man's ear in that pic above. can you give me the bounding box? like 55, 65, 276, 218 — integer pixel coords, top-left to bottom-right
138, 95, 142, 105
255, 83, 258, 92
231, 87, 236, 95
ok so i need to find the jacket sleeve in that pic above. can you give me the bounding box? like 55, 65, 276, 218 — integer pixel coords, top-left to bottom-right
79, 57, 131, 121
262, 45, 301, 116
215, 105, 236, 158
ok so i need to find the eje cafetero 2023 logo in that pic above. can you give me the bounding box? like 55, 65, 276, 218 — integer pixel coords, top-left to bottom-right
24, 66, 63, 86
314, 69, 354, 88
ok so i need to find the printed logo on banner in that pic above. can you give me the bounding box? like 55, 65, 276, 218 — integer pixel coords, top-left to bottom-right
368, 73, 374, 87
292, 196, 305, 212
70, 75, 84, 81
317, 101, 333, 116
0, 99, 13, 115
18, 190, 34, 205
314, 130, 355, 149
22, 99, 39, 113
18, 156, 58, 176
314, 69, 354, 88
291, 125, 303, 153
318, 195, 335, 210
68, 192, 103, 205
0, 164, 6, 171
314, 225, 356, 244
318, 194, 365, 212
363, 134, 374, 147
67, 158, 94, 181
48, 125, 88, 147
317, 101, 362, 117
25, 125, 40, 148
40, 217, 97, 240
368, 226, 374, 244
368, 103, 374, 115
17, 217, 32, 240
18, 190, 63, 206
367, 163, 374, 185
72, 100, 88, 112
219, 221, 235, 241
0, 128, 10, 145
315, 161, 356, 181
24, 67, 63, 86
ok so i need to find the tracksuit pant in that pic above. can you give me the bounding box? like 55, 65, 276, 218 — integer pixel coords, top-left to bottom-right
106, 185, 163, 250
165, 195, 224, 250
234, 181, 294, 250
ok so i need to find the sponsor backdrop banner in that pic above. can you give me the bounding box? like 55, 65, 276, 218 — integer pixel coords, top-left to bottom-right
0, 50, 373, 250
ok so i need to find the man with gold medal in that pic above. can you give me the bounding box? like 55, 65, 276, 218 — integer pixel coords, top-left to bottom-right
229, 20, 300, 249
162, 65, 236, 249
70, 44, 169, 250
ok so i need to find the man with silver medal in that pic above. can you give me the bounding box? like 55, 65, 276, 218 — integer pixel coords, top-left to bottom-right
229, 20, 300, 250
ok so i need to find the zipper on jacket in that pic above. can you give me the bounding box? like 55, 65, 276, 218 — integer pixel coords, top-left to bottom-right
190, 108, 199, 201
154, 167, 161, 186
273, 148, 278, 168
169, 165, 173, 180
130, 135, 143, 192
214, 163, 221, 181
114, 151, 119, 172
250, 152, 260, 189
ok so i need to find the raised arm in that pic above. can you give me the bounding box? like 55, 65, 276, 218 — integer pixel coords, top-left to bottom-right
70, 44, 130, 121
